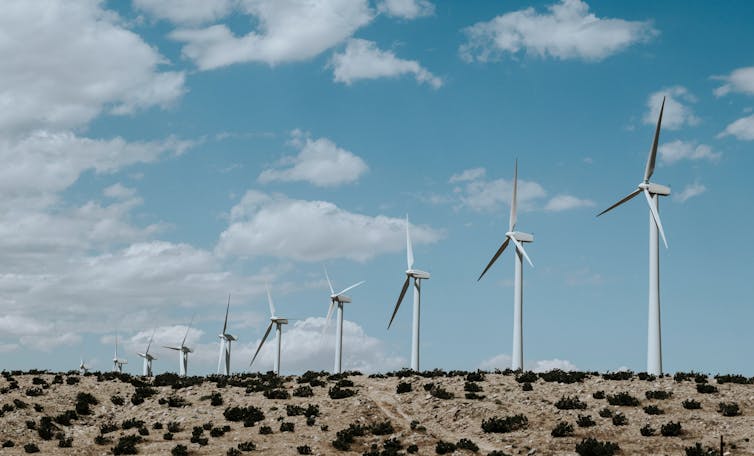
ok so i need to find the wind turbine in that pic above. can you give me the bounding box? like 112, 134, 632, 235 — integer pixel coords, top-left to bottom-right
217, 295, 236, 376
113, 333, 128, 373
137, 329, 157, 377
477, 160, 534, 371
250, 285, 288, 375
164, 316, 194, 377
388, 215, 430, 371
323, 268, 365, 374
78, 357, 90, 374
597, 97, 670, 376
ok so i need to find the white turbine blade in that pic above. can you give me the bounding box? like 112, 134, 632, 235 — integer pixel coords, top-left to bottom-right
478, 237, 511, 281
643, 189, 669, 248
322, 301, 335, 335
250, 322, 274, 367
222, 294, 231, 334
163, 346, 180, 351
145, 328, 155, 355
510, 236, 534, 268
510, 159, 518, 232
324, 265, 334, 295
644, 96, 665, 182
336, 280, 365, 297
597, 188, 642, 217
388, 276, 411, 329
406, 215, 414, 270
182, 314, 195, 348
266, 283, 276, 318
115, 333, 118, 358
217, 339, 224, 374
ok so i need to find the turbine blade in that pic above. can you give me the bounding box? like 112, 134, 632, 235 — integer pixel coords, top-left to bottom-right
596, 188, 642, 217
645, 96, 665, 182
182, 314, 195, 348
266, 283, 276, 318
324, 265, 334, 295
478, 237, 510, 281
643, 189, 669, 248
510, 236, 534, 268
217, 339, 224, 374
322, 301, 335, 335
406, 215, 414, 270
250, 322, 273, 367
223, 294, 231, 334
388, 276, 411, 329
163, 346, 180, 351
510, 159, 518, 231
336, 280, 365, 297
145, 328, 155, 355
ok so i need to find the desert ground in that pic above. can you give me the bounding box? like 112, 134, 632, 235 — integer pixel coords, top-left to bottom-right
0, 369, 751, 455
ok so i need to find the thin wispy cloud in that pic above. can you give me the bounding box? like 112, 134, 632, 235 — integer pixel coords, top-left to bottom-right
659, 140, 720, 164
674, 182, 706, 203
644, 87, 700, 130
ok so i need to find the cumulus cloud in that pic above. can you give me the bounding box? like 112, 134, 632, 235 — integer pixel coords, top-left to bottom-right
171, 0, 373, 69
460, 0, 656, 63
643, 87, 700, 130
718, 114, 754, 141
258, 130, 368, 187
544, 195, 595, 212
377, 0, 434, 19
449, 168, 486, 184
133, 0, 234, 25
451, 170, 546, 212
714, 66, 754, 97
330, 39, 442, 88
479, 353, 577, 372
216, 191, 443, 262
659, 140, 720, 164
673, 182, 706, 203
0, 0, 185, 135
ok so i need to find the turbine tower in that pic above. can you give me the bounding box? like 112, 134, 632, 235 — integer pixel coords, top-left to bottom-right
478, 160, 534, 371
388, 215, 430, 371
113, 333, 128, 373
217, 295, 236, 376
137, 329, 157, 377
597, 97, 669, 376
323, 268, 365, 374
250, 285, 288, 375
164, 316, 194, 377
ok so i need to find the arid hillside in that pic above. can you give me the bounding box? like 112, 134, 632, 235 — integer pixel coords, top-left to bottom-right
0, 369, 751, 455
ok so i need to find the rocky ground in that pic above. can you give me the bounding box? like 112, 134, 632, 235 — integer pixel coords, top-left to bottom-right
0, 369, 751, 455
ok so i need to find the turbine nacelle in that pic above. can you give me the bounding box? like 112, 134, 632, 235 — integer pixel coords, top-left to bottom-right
137, 352, 156, 361
506, 231, 534, 243
638, 182, 671, 196
406, 269, 430, 280
331, 295, 351, 304
271, 318, 289, 325
219, 333, 237, 341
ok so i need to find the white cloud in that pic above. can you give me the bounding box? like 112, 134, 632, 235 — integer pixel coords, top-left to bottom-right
479, 353, 577, 372
378, 0, 434, 19
171, 0, 373, 69
258, 130, 368, 187
659, 140, 720, 164
449, 168, 486, 183
451, 169, 546, 212
133, 0, 234, 25
719, 114, 754, 141
714, 66, 754, 97
330, 39, 442, 88
544, 195, 595, 212
460, 0, 656, 63
216, 191, 443, 261
673, 182, 706, 203
643, 86, 699, 130
0, 0, 185, 136
245, 317, 404, 374
104, 183, 138, 200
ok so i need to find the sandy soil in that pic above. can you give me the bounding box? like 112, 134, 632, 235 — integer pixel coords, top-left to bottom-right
0, 370, 752, 455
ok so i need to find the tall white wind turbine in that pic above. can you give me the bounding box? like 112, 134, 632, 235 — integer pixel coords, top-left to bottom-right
478, 160, 534, 371
250, 285, 288, 375
323, 268, 365, 374
79, 357, 90, 374
113, 333, 128, 373
137, 329, 157, 377
597, 97, 670, 376
388, 215, 430, 371
217, 295, 236, 376
164, 316, 194, 377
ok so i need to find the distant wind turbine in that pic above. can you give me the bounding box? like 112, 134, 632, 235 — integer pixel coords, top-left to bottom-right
164, 315, 194, 377
250, 285, 288, 375
388, 215, 430, 371
597, 97, 670, 376
79, 357, 90, 374
323, 267, 365, 374
113, 333, 128, 373
478, 160, 535, 371
217, 295, 236, 376
137, 329, 157, 377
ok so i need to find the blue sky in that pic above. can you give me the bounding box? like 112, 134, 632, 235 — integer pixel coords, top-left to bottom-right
1, 0, 754, 375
